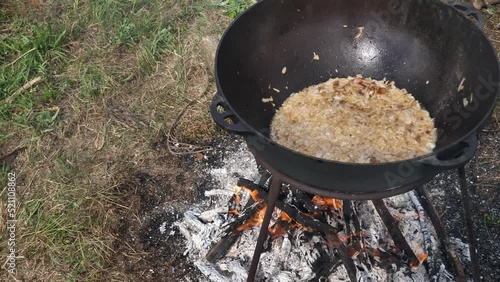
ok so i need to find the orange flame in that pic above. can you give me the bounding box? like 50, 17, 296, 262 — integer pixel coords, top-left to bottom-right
312, 196, 342, 211
228, 209, 239, 215
236, 204, 266, 231
281, 212, 292, 222
283, 211, 309, 230
269, 222, 287, 239
241, 186, 262, 202
268, 210, 311, 238
410, 242, 428, 269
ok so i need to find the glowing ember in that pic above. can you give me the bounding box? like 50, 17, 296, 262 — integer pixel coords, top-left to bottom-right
312, 195, 342, 211
411, 242, 429, 269
281, 212, 292, 222
228, 209, 239, 215
269, 211, 308, 238
269, 220, 288, 239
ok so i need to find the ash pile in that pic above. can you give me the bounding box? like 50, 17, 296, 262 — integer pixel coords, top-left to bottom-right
174, 139, 465, 282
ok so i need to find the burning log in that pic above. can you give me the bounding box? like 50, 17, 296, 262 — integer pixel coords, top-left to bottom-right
206, 201, 263, 263
343, 200, 370, 270
238, 178, 361, 282
237, 178, 342, 235
289, 186, 321, 213
207, 177, 439, 281
206, 172, 273, 263
227, 186, 242, 216
324, 233, 358, 282
268, 213, 292, 239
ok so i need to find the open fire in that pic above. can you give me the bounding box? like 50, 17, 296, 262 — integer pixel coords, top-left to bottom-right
174, 141, 464, 282
208, 178, 433, 279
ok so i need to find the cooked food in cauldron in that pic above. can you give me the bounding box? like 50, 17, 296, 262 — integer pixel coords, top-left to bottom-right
270, 75, 437, 163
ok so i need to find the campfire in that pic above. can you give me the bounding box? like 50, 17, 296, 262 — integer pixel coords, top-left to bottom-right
204, 177, 434, 281
175, 142, 474, 282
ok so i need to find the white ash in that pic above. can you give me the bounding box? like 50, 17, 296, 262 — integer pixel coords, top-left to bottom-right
159, 222, 167, 234
207, 140, 260, 193
449, 237, 471, 262
175, 140, 459, 281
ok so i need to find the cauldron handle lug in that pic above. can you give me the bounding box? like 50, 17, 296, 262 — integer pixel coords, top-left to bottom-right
418, 134, 478, 168
210, 92, 253, 134
447, 0, 485, 30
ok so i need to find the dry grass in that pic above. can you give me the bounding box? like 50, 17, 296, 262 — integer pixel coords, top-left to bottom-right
0, 0, 236, 281
479, 5, 500, 183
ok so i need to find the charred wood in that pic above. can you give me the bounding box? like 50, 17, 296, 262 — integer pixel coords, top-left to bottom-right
206, 201, 261, 263
237, 178, 341, 235
258, 170, 272, 186
238, 178, 358, 282
415, 186, 466, 282
409, 191, 435, 275
372, 199, 420, 268
343, 201, 364, 252
343, 200, 354, 239
288, 185, 317, 214
312, 243, 342, 282
349, 201, 371, 271
206, 173, 275, 262
325, 234, 358, 282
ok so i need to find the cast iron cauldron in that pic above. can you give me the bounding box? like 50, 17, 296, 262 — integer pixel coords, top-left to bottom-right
210, 0, 499, 198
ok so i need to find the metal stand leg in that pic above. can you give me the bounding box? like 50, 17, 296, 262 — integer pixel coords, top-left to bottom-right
247, 177, 281, 282
458, 166, 481, 282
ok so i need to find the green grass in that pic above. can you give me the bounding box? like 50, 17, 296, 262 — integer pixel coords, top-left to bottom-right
0, 24, 66, 129
0, 0, 229, 280
484, 212, 500, 238
484, 213, 500, 225
210, 0, 255, 19
0, 0, 194, 132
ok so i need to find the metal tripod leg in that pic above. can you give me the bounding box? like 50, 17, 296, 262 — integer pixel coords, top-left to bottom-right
247, 177, 281, 282
458, 166, 481, 282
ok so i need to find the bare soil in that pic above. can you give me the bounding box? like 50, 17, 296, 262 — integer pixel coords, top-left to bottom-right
426, 119, 500, 282
107, 157, 205, 281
